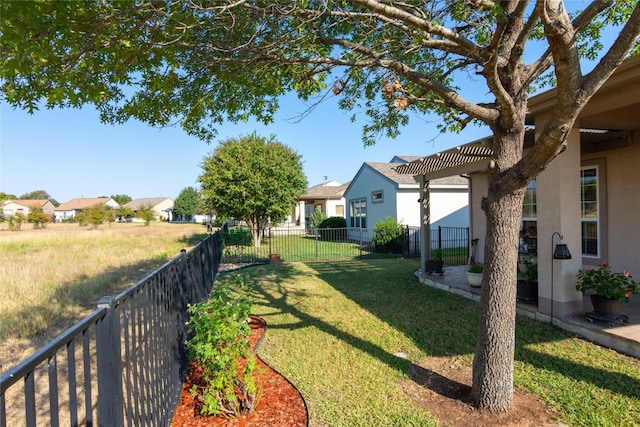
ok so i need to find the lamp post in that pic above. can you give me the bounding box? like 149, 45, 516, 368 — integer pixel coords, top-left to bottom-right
550, 232, 572, 322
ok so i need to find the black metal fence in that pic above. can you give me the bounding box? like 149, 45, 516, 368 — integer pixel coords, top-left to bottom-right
220, 226, 469, 266
0, 232, 222, 427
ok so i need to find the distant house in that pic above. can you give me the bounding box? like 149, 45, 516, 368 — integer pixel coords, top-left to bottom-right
1, 199, 56, 217
344, 156, 469, 236
54, 197, 120, 221
297, 180, 350, 229
125, 197, 174, 222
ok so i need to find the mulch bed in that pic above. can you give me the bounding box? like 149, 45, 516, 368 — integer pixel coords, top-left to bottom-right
171, 316, 308, 426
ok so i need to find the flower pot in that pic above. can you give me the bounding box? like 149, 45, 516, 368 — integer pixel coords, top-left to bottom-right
425, 259, 444, 275
517, 279, 538, 301
466, 271, 483, 287
269, 254, 281, 265
590, 294, 623, 316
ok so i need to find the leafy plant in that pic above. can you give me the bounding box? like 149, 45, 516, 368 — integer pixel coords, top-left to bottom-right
431, 248, 443, 260
468, 263, 483, 274
186, 276, 259, 417
222, 227, 254, 247
521, 259, 538, 284
317, 216, 347, 241
7, 212, 26, 231
371, 217, 404, 254
576, 264, 640, 302
310, 208, 327, 230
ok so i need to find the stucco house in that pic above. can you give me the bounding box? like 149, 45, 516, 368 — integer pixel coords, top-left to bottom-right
54, 197, 120, 221
298, 180, 349, 229
125, 197, 174, 222
344, 156, 469, 238
1, 199, 56, 217
397, 56, 640, 321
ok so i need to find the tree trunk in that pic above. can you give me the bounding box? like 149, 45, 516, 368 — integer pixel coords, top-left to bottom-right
471, 130, 527, 412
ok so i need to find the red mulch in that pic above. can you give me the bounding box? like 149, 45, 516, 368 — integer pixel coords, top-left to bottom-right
170, 316, 308, 427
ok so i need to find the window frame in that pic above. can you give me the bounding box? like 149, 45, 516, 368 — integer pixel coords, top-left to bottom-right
349, 198, 367, 229
580, 159, 608, 265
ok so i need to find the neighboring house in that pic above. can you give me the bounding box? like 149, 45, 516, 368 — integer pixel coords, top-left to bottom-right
125, 197, 174, 222
397, 55, 640, 320
298, 180, 350, 229
2, 199, 56, 217
54, 197, 120, 221
344, 155, 469, 240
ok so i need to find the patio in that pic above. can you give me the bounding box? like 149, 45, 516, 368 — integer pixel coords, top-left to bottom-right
419, 265, 640, 359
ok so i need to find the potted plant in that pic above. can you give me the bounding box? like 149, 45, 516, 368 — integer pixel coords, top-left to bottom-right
425, 248, 444, 274
576, 264, 640, 316
517, 258, 538, 301
466, 262, 483, 287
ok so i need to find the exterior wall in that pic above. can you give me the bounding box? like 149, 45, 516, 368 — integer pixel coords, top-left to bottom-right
152, 199, 174, 220
395, 189, 420, 227
468, 172, 489, 264
583, 134, 640, 274
429, 186, 469, 228
1, 200, 55, 217
325, 198, 346, 218
344, 166, 416, 231
2, 201, 29, 216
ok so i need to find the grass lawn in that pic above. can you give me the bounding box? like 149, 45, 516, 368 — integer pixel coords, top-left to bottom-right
217, 259, 640, 427
0, 222, 208, 369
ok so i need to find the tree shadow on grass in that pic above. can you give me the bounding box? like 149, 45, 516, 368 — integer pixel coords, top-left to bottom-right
226, 259, 640, 405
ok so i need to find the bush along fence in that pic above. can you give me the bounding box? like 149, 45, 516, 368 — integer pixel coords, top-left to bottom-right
220, 226, 470, 266
0, 232, 223, 427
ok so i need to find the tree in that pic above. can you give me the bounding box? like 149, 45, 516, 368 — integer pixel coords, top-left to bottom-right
173, 187, 201, 222
199, 133, 307, 247
77, 204, 115, 229
20, 190, 50, 200
1, 0, 638, 412
27, 207, 52, 229
135, 203, 156, 226
111, 194, 132, 206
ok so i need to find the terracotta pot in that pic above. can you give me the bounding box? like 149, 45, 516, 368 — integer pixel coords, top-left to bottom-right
269, 253, 281, 265
590, 294, 623, 316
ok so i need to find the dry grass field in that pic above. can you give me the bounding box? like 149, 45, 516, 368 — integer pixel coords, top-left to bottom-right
0, 221, 208, 373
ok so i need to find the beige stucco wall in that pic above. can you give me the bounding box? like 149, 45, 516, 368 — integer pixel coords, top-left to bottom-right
468, 171, 488, 264
582, 133, 640, 275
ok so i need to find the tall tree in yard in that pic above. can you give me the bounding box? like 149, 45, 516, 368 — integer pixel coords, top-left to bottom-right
199, 133, 307, 247
1, 0, 639, 412
173, 186, 201, 222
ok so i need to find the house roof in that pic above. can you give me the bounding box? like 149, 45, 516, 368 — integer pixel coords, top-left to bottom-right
56, 198, 113, 211
2, 199, 51, 209
299, 181, 350, 200
125, 197, 173, 210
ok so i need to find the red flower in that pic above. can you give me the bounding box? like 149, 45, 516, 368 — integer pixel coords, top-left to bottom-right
626, 291, 633, 298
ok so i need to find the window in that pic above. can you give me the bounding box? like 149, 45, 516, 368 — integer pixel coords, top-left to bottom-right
335, 205, 344, 216
522, 179, 536, 219
371, 190, 383, 203
581, 166, 600, 257
349, 199, 367, 228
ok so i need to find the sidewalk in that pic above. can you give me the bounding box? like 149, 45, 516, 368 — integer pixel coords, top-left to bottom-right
418, 265, 640, 359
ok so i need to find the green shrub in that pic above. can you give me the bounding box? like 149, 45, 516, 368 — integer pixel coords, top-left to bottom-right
222, 227, 253, 246
310, 208, 327, 229
27, 208, 52, 229
7, 213, 26, 231
318, 216, 347, 241
186, 276, 258, 417
371, 217, 404, 254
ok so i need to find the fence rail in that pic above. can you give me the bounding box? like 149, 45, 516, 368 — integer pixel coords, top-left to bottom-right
221, 226, 469, 266
0, 233, 222, 427
1, 225, 468, 426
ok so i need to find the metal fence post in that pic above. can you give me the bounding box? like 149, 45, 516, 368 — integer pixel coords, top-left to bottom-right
315, 229, 319, 260
96, 296, 124, 427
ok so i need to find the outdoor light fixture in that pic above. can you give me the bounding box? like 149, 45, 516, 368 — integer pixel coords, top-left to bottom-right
553, 233, 572, 260
550, 232, 572, 322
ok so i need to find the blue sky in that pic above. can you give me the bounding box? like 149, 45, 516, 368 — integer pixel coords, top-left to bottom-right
0, 92, 489, 203
0, 0, 617, 203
